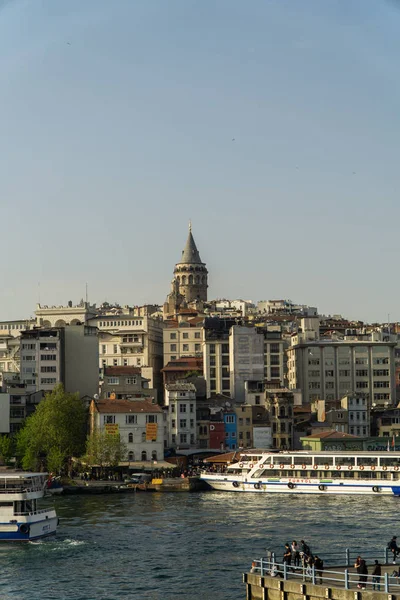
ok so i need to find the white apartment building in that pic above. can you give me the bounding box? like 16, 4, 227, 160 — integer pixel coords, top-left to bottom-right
288, 320, 396, 405
165, 383, 197, 449
90, 397, 164, 462
19, 325, 99, 397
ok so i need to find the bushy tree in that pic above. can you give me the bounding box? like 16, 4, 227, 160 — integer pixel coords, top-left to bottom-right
85, 430, 127, 469
0, 435, 14, 464
16, 384, 87, 472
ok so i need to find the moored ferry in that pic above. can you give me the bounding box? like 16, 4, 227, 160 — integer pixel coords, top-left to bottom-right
200, 451, 400, 495
0, 472, 58, 541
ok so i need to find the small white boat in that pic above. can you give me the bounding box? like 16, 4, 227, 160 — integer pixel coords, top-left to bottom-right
0, 472, 58, 541
200, 450, 400, 495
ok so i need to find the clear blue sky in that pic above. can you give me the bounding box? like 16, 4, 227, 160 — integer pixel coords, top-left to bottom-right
1, 0, 400, 322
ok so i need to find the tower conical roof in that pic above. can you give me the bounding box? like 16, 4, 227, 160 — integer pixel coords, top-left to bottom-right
179, 225, 203, 264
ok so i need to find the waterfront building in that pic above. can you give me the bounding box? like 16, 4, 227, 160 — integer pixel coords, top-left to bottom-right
288, 318, 396, 405
89, 396, 164, 462
340, 394, 370, 437
19, 325, 99, 397
235, 404, 253, 449
223, 410, 237, 450
164, 383, 197, 449
100, 366, 157, 402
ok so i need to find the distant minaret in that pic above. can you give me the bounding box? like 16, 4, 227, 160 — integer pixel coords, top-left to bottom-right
173, 223, 208, 302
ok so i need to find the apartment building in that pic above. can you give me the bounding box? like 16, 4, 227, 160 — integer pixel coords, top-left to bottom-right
163, 317, 204, 366
165, 383, 197, 449
90, 396, 164, 462
288, 319, 396, 405
19, 325, 98, 397
89, 314, 164, 390
100, 366, 157, 402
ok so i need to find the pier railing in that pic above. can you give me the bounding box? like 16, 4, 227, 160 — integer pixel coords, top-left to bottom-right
267, 546, 394, 567
250, 557, 400, 592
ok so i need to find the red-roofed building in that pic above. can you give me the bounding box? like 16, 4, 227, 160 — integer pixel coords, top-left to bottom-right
89, 396, 165, 463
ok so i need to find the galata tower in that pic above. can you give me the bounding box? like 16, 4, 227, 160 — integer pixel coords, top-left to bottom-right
173, 223, 208, 303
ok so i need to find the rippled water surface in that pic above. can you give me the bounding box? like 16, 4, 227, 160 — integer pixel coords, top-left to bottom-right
1, 492, 397, 599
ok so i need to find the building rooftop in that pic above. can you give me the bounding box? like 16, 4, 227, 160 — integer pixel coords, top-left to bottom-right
165, 382, 197, 392
162, 357, 203, 372
93, 398, 161, 413
178, 228, 203, 264
303, 430, 360, 440
104, 366, 142, 376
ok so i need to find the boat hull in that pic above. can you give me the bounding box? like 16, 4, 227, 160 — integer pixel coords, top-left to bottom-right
201, 476, 400, 495
0, 513, 58, 541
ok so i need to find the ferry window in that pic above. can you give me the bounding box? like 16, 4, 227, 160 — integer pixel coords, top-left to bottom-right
314, 456, 333, 466
335, 456, 355, 467
357, 456, 378, 466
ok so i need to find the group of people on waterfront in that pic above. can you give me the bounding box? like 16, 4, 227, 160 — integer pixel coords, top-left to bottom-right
279, 541, 385, 590
282, 540, 324, 583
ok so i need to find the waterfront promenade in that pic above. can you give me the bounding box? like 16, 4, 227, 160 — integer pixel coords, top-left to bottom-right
246, 548, 400, 599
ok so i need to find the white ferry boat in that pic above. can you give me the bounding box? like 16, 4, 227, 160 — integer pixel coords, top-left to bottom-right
0, 472, 59, 541
200, 450, 400, 495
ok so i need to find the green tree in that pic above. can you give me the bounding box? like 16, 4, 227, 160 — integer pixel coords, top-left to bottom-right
85, 430, 127, 469
0, 435, 14, 464
16, 384, 87, 472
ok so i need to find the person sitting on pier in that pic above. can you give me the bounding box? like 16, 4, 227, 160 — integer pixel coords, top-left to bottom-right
354, 556, 368, 589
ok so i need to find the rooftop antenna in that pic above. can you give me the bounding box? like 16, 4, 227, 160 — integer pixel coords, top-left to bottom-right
86, 282, 88, 304
38, 282, 41, 304
189, 219, 192, 233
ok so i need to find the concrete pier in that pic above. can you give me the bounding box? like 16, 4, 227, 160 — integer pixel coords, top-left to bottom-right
243, 562, 400, 600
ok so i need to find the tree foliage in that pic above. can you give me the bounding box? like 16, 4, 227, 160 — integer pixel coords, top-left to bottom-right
84, 430, 127, 468
0, 435, 14, 464
16, 384, 87, 472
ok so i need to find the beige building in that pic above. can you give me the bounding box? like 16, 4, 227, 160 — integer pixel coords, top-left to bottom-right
265, 389, 294, 449
235, 404, 253, 449
88, 314, 164, 390
288, 319, 396, 405
19, 325, 99, 397
163, 317, 204, 367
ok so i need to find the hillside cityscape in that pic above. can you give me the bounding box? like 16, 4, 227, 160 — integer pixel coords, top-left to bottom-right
0, 223, 399, 464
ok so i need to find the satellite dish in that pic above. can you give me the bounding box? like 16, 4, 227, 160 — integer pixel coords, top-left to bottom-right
225, 401, 231, 408
93, 394, 99, 400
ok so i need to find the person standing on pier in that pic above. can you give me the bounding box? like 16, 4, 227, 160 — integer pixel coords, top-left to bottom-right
314, 556, 324, 584
291, 540, 300, 567
283, 544, 292, 569
354, 556, 368, 589
388, 537, 399, 564
372, 560, 382, 591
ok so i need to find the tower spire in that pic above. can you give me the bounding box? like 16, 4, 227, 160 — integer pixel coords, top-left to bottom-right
189, 219, 192, 233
